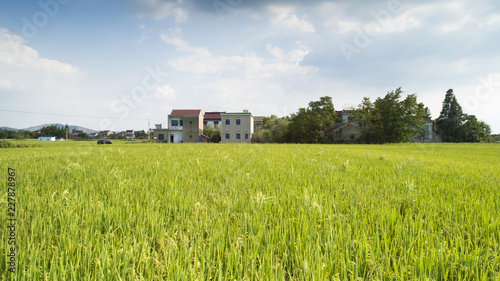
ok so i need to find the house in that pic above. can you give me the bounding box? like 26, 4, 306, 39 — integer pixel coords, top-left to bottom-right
153, 124, 168, 143
99, 130, 111, 138
203, 112, 225, 130
70, 130, 83, 140
331, 123, 362, 143
411, 116, 442, 143
253, 116, 265, 131
335, 110, 353, 123
221, 110, 254, 143
89, 133, 98, 139
167, 109, 203, 143
124, 130, 135, 138
38, 136, 56, 141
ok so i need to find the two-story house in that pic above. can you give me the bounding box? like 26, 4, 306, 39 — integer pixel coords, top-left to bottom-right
167, 109, 203, 143
221, 110, 254, 143
203, 112, 225, 130
411, 116, 442, 143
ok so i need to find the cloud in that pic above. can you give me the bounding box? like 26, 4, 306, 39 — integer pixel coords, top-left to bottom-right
0, 28, 84, 95
267, 6, 316, 34
128, 0, 188, 22
161, 33, 315, 76
0, 28, 83, 77
154, 84, 177, 99
0, 80, 12, 89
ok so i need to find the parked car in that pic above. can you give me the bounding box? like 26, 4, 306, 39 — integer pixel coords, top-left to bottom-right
97, 139, 112, 144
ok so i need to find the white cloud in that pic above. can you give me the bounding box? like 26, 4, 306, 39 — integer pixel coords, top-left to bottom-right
161, 33, 314, 76
0, 28, 84, 96
267, 6, 316, 34
0, 28, 83, 78
154, 84, 177, 99
128, 0, 188, 22
0, 80, 12, 89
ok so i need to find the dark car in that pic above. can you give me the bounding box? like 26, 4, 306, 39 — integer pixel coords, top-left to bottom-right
97, 139, 112, 144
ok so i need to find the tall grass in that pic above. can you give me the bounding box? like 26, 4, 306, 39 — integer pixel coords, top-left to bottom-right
1, 142, 499, 280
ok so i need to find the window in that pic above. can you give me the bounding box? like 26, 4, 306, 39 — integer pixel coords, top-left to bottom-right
203, 121, 208, 126
236, 118, 241, 125
225, 133, 230, 139
171, 120, 178, 127
180, 120, 183, 126
214, 121, 219, 125
245, 133, 249, 140
225, 118, 230, 125
159, 134, 164, 140
236, 133, 241, 140
189, 135, 192, 138
190, 121, 193, 125
424, 124, 430, 131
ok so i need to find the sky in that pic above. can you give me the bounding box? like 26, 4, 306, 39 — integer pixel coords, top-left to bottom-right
0, 0, 499, 133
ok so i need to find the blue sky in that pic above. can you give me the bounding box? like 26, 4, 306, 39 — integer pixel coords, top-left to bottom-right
1, 0, 499, 133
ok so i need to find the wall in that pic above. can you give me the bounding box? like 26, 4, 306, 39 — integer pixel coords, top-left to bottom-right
221, 113, 254, 143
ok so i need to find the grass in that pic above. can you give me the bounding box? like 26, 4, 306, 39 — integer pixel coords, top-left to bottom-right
1, 142, 499, 280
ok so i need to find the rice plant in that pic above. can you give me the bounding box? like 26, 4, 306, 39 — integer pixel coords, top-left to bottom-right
1, 141, 499, 280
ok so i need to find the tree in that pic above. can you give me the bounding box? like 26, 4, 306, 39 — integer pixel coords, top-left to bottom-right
350, 88, 425, 143
78, 132, 90, 139
436, 89, 464, 142
135, 130, 147, 139
285, 96, 339, 143
253, 115, 289, 143
203, 125, 221, 143
461, 114, 491, 142
41, 125, 65, 139
350, 97, 378, 143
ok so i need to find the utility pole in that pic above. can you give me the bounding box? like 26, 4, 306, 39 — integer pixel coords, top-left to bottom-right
148, 119, 150, 142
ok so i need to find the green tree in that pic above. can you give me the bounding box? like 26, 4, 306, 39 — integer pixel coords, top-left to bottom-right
134, 130, 147, 139
350, 88, 425, 143
78, 132, 90, 139
436, 89, 464, 142
203, 125, 221, 143
41, 125, 66, 139
350, 97, 379, 144
461, 114, 491, 142
285, 96, 339, 143
253, 115, 289, 143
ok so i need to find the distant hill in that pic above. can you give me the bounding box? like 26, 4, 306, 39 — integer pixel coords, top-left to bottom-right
21, 123, 99, 134
0, 126, 19, 131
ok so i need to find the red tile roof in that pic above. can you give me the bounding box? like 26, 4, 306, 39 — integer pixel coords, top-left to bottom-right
204, 112, 225, 121
170, 109, 202, 116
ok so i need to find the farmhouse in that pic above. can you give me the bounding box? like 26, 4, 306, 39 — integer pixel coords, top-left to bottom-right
203, 112, 224, 130
166, 109, 203, 143
411, 116, 442, 143
221, 110, 254, 143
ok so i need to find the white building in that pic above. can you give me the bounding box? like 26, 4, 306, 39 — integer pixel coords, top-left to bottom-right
38, 136, 56, 141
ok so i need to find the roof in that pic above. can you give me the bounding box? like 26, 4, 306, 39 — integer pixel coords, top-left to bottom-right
170, 109, 202, 116
423, 116, 432, 123
331, 122, 358, 131
204, 112, 225, 121
221, 112, 253, 116
254, 116, 265, 122
335, 110, 353, 115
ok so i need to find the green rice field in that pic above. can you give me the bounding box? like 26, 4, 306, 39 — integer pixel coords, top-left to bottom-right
1, 141, 499, 280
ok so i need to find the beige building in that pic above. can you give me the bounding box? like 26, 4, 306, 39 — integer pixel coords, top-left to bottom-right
221, 110, 254, 143
331, 123, 362, 143
167, 109, 203, 143
253, 116, 265, 131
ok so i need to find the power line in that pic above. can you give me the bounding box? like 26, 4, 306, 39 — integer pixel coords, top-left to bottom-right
0, 109, 147, 120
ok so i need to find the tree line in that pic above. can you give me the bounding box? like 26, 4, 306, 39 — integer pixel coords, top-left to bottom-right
253, 88, 493, 144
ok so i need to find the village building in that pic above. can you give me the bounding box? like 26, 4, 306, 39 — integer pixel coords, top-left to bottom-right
221, 110, 254, 143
